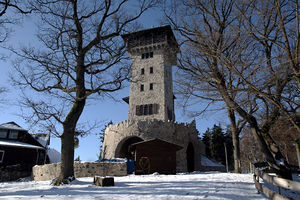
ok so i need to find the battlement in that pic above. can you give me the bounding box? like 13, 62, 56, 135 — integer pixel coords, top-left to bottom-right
106, 119, 197, 133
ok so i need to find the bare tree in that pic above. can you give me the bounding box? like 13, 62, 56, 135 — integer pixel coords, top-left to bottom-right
235, 0, 300, 132
12, 0, 156, 184
0, 1, 30, 103
274, 0, 299, 89
165, 0, 248, 173
241, 116, 300, 172
0, 87, 6, 103
165, 0, 294, 179
0, 0, 30, 45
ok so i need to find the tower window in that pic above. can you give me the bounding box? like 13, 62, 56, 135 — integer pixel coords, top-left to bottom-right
143, 105, 148, 115
140, 84, 144, 92
153, 103, 158, 114
135, 104, 159, 116
139, 105, 143, 115
149, 104, 153, 115
141, 68, 144, 75
149, 83, 153, 90
141, 52, 153, 59
150, 67, 153, 74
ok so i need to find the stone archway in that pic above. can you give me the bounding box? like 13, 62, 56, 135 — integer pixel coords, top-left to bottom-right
186, 142, 195, 172
115, 136, 143, 159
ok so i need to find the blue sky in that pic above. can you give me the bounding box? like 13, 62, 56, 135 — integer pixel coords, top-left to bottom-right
0, 4, 228, 161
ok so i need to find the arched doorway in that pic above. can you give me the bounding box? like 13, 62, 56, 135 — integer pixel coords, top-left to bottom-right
115, 136, 143, 159
186, 142, 195, 172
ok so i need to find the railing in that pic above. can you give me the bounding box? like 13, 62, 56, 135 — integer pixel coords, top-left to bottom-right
253, 165, 300, 200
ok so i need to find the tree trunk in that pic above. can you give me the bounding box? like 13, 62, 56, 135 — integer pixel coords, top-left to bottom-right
249, 122, 292, 180
296, 140, 300, 169
60, 128, 75, 180
58, 59, 86, 182
218, 81, 292, 179
232, 132, 241, 173
227, 108, 241, 173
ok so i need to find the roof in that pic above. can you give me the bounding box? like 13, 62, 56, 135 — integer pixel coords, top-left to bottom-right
130, 138, 183, 151
0, 122, 27, 131
0, 139, 44, 149
122, 96, 129, 104
122, 25, 172, 37
31, 133, 50, 147
201, 155, 224, 167
121, 25, 179, 48
47, 148, 61, 163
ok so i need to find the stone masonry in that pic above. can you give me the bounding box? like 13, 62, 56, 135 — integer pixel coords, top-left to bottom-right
101, 119, 204, 172
100, 26, 205, 173
32, 161, 127, 181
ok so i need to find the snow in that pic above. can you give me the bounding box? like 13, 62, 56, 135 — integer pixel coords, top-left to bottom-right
0, 122, 26, 131
0, 140, 44, 149
46, 148, 61, 163
201, 155, 224, 167
0, 172, 267, 200
31, 134, 50, 148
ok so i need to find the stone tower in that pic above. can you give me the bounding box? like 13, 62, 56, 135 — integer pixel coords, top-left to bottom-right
121, 26, 179, 122
101, 26, 204, 173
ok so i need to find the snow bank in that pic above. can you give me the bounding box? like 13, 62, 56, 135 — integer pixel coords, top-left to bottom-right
0, 172, 267, 200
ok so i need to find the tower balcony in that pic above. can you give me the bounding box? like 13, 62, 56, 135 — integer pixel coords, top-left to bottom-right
121, 25, 180, 54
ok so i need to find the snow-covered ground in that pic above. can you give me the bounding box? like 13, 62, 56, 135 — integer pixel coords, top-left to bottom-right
0, 172, 267, 200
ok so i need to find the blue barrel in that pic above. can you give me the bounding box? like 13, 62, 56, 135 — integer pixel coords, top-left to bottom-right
126, 159, 134, 174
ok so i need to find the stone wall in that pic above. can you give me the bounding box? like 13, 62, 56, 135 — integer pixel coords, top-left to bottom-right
101, 119, 205, 173
0, 164, 31, 182
32, 161, 127, 181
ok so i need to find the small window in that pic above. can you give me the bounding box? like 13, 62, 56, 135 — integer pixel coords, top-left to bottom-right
139, 105, 143, 115
141, 68, 144, 75
136, 104, 158, 116
149, 104, 153, 115
136, 105, 140, 116
154, 104, 159, 114
140, 84, 144, 92
8, 130, 18, 139
0, 150, 4, 163
145, 53, 149, 59
150, 67, 153, 74
0, 130, 7, 138
149, 83, 153, 90
141, 54, 145, 59
143, 105, 148, 115
150, 52, 153, 58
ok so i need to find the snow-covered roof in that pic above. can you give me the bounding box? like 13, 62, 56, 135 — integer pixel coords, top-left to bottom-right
47, 148, 61, 163
31, 133, 50, 147
201, 155, 224, 167
0, 122, 27, 131
0, 139, 44, 149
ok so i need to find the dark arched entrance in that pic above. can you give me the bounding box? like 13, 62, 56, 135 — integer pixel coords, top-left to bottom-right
115, 136, 143, 159
186, 142, 195, 172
